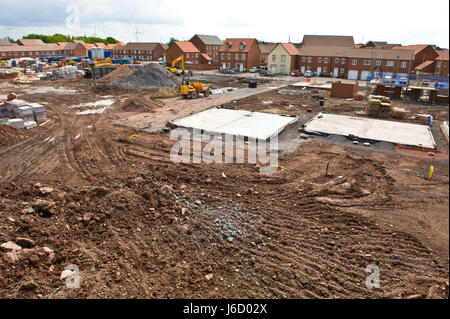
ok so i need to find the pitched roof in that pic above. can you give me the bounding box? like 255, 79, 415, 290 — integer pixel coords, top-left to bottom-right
0, 44, 60, 52
220, 38, 259, 53
0, 38, 14, 46
85, 44, 96, 50
94, 42, 106, 48
302, 35, 355, 47
193, 34, 223, 46
436, 50, 449, 61
391, 45, 430, 54
161, 43, 169, 50
72, 40, 87, 45
280, 43, 300, 56
415, 60, 435, 70
110, 42, 161, 51
175, 41, 200, 53
259, 43, 277, 54
201, 53, 212, 61
297, 46, 415, 60
63, 42, 86, 50
17, 39, 46, 46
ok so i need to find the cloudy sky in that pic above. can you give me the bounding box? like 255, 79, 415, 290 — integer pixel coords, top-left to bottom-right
0, 0, 449, 47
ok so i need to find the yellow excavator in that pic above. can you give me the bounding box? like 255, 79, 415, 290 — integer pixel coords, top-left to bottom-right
180, 75, 211, 99
166, 56, 193, 76
94, 57, 112, 68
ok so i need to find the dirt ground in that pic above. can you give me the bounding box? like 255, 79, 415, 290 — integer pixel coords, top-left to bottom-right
0, 77, 448, 299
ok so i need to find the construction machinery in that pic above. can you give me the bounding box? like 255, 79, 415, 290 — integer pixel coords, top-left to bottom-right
166, 56, 193, 76
179, 75, 211, 99
94, 58, 112, 68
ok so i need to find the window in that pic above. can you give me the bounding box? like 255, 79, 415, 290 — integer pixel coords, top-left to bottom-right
318, 57, 322, 63
444, 62, 448, 67
1, 52, 5, 57
227, 53, 231, 60
281, 55, 286, 62
239, 42, 245, 50
352, 59, 357, 65
376, 60, 381, 66
186, 53, 190, 58
242, 53, 245, 60
307, 57, 312, 63
401, 61, 407, 68
324, 57, 329, 63
221, 53, 224, 59
341, 58, 346, 64
437, 61, 442, 67
226, 42, 231, 50
280, 65, 286, 73
272, 55, 276, 62
335, 58, 339, 63
323, 67, 328, 73
302, 57, 306, 62
364, 60, 371, 65
387, 61, 394, 67
195, 53, 198, 58
235, 53, 239, 59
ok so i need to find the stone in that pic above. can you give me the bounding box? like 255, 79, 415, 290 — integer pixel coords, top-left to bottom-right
33, 199, 55, 212
60, 269, 75, 281
227, 237, 234, 243
15, 237, 35, 249
0, 241, 22, 252
3, 251, 18, 263
195, 200, 202, 205
205, 274, 213, 281
39, 187, 54, 195
22, 207, 35, 214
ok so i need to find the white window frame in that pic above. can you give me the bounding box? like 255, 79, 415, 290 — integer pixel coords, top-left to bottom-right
272, 55, 276, 62
341, 58, 346, 64
401, 61, 407, 68
376, 60, 381, 66
307, 57, 312, 63
281, 55, 286, 62
335, 58, 339, 63
302, 57, 306, 62
324, 57, 328, 63
364, 60, 371, 65
318, 57, 322, 63
387, 61, 394, 67
352, 59, 357, 65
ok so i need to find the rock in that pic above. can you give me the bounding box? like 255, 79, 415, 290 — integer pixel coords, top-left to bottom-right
221, 172, 227, 178
34, 183, 42, 188
195, 200, 202, 206
227, 236, 234, 243
33, 199, 55, 212
0, 241, 22, 252
83, 213, 92, 223
60, 269, 75, 281
15, 237, 35, 248
406, 294, 423, 299
3, 251, 18, 263
39, 187, 54, 195
22, 207, 34, 214
205, 274, 214, 281
20, 281, 37, 291
181, 207, 188, 215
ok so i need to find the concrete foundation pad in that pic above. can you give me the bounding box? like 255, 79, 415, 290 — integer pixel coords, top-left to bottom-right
170, 108, 298, 140
304, 112, 437, 149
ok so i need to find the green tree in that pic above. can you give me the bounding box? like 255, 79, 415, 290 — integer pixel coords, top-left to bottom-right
167, 37, 179, 47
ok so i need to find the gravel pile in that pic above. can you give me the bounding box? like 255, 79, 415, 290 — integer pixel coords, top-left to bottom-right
113, 64, 181, 88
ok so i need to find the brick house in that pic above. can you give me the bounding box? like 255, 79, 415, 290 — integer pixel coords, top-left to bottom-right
60, 42, 88, 57
110, 42, 166, 61
361, 41, 401, 49
259, 43, 277, 66
0, 44, 60, 59
301, 35, 355, 47
219, 38, 261, 71
267, 43, 299, 75
190, 34, 222, 64
391, 45, 439, 69
165, 41, 201, 70
297, 46, 414, 80
435, 50, 449, 78
17, 39, 46, 46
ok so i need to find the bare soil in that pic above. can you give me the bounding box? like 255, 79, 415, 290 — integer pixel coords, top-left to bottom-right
0, 78, 448, 299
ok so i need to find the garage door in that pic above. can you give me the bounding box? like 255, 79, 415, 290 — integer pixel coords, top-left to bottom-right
348, 70, 358, 80
360, 71, 371, 80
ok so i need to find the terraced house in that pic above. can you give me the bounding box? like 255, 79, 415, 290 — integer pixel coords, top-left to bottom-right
219, 38, 261, 71
190, 34, 222, 64
267, 43, 299, 75
297, 46, 415, 80
111, 42, 166, 61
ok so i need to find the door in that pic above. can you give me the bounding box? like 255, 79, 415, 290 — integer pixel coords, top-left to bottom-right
222, 63, 226, 69
239, 63, 244, 72
316, 67, 322, 76
280, 65, 286, 74
301, 66, 305, 74
348, 70, 358, 80
271, 65, 276, 74
333, 68, 339, 77
360, 71, 370, 81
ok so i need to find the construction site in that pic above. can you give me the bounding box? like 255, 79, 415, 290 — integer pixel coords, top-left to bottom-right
0, 59, 449, 300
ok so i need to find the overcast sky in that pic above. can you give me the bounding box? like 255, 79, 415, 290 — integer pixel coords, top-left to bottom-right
0, 0, 448, 48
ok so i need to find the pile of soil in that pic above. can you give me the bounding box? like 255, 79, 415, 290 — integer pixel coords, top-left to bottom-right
114, 64, 181, 88
119, 95, 162, 112
0, 124, 31, 148
97, 65, 133, 84
151, 87, 180, 99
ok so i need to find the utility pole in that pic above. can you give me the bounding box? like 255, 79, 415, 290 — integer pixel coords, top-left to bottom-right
135, 25, 142, 43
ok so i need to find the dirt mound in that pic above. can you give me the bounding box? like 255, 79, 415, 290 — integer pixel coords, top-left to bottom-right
119, 95, 162, 112
151, 87, 179, 99
113, 63, 181, 88
0, 124, 32, 148
97, 65, 133, 84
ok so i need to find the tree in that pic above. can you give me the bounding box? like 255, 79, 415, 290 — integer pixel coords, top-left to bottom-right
167, 37, 179, 47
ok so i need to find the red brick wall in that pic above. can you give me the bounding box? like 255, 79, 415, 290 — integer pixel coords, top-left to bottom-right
412, 46, 439, 68
219, 42, 261, 70
166, 44, 201, 69
436, 60, 449, 77
190, 36, 221, 63
331, 81, 359, 98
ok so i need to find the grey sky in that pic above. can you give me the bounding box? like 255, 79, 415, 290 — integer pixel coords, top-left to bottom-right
0, 0, 448, 48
